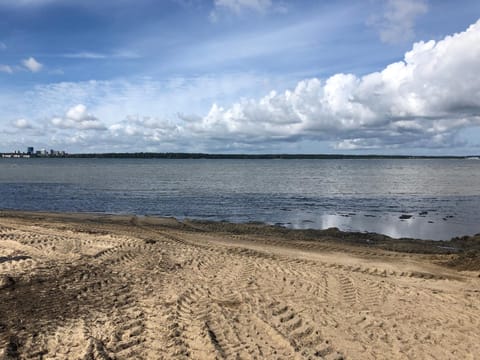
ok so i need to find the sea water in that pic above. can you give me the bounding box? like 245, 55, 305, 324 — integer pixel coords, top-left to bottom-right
1, 158, 479, 240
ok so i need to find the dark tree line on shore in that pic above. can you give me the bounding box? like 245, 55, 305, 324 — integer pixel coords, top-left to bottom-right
64, 152, 469, 159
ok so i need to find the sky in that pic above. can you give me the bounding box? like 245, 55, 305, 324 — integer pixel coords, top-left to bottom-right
0, 0, 479, 154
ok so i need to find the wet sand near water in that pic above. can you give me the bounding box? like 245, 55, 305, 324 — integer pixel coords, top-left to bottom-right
0, 211, 479, 359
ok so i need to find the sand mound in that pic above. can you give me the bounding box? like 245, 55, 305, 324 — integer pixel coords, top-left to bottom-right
0, 212, 479, 359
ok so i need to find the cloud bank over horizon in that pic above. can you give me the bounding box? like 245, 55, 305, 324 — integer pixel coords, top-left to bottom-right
191, 19, 480, 151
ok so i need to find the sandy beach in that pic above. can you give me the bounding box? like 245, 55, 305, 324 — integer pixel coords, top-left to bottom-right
0, 211, 479, 359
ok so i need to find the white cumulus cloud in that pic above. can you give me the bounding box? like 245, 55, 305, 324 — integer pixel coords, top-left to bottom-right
22, 57, 43, 72
50, 104, 106, 130
13, 118, 32, 129
108, 116, 182, 147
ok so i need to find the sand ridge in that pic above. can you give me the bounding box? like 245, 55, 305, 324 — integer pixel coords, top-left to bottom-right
0, 212, 479, 359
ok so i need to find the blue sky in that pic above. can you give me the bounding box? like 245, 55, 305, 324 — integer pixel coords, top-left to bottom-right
1, 0, 479, 154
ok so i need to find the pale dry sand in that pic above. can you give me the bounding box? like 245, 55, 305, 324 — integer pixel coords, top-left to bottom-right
0, 211, 479, 359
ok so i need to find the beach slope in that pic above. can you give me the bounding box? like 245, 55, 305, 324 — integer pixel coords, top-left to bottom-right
0, 211, 479, 359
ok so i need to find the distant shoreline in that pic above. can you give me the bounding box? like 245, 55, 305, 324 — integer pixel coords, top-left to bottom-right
2, 152, 479, 159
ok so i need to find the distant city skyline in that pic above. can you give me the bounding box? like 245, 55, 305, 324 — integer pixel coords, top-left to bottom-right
0, 146, 66, 158
1, 0, 480, 155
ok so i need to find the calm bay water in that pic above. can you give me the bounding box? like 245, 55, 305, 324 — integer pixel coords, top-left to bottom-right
1, 158, 479, 240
